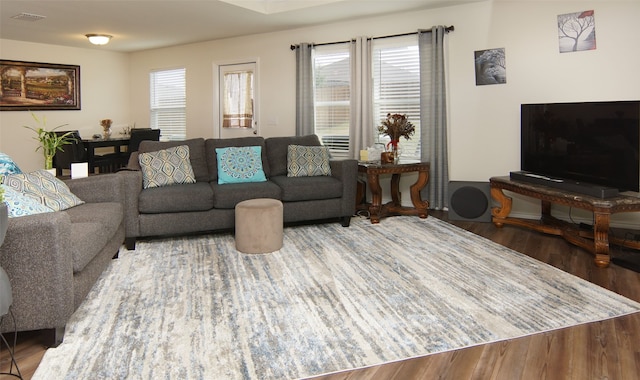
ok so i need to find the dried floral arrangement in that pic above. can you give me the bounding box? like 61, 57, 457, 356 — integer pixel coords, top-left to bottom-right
100, 119, 112, 129
377, 113, 415, 150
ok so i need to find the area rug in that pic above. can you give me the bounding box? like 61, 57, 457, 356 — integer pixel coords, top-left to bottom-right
33, 216, 640, 379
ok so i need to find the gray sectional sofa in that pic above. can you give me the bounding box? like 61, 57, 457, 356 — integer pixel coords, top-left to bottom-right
0, 174, 125, 346
119, 134, 358, 250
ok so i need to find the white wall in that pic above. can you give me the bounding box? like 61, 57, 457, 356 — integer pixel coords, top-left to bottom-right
2, 1, 639, 226
127, 0, 640, 226
0, 40, 130, 171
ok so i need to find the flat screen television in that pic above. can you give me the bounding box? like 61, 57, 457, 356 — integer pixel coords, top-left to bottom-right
520, 100, 640, 193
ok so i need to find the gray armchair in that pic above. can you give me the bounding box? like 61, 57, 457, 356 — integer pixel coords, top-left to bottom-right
0, 174, 125, 346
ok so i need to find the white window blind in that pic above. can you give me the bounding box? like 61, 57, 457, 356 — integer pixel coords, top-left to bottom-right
372, 36, 421, 160
150, 68, 186, 140
313, 44, 350, 158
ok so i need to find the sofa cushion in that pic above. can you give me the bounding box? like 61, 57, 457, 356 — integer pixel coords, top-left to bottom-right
269, 175, 343, 202
287, 145, 332, 177
65, 202, 123, 273
2, 170, 84, 211
205, 137, 269, 182
138, 138, 209, 182
138, 182, 214, 213
211, 181, 281, 209
265, 135, 322, 177
138, 145, 196, 189
1, 184, 54, 217
216, 146, 267, 184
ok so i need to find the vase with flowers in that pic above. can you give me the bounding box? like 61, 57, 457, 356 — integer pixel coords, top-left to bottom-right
100, 119, 113, 139
377, 113, 415, 163
23, 112, 75, 171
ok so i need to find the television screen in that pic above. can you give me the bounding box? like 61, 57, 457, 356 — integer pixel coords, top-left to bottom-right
521, 101, 640, 192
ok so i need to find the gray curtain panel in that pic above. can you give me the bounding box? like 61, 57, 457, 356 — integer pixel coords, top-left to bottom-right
295, 43, 315, 136
349, 37, 374, 159
419, 26, 449, 210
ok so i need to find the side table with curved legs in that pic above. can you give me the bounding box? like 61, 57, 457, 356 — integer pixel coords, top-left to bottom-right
357, 161, 430, 223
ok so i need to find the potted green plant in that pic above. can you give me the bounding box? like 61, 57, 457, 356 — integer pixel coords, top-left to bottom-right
23, 112, 75, 171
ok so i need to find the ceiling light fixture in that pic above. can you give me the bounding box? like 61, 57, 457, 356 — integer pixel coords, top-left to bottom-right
85, 34, 112, 45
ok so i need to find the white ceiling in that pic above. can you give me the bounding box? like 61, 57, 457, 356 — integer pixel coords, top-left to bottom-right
0, 0, 481, 53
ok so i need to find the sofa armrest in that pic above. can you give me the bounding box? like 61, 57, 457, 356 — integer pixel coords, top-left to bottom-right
64, 173, 124, 204
0, 212, 75, 333
117, 169, 143, 241
329, 159, 358, 217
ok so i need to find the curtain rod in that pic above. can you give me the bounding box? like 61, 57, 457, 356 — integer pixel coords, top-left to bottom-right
289, 25, 454, 50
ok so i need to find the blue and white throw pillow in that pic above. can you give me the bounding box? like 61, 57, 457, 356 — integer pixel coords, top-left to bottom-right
215, 146, 267, 184
1, 170, 84, 211
0, 152, 22, 178
1, 184, 54, 218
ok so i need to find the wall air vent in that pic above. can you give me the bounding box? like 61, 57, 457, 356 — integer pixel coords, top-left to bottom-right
11, 12, 47, 22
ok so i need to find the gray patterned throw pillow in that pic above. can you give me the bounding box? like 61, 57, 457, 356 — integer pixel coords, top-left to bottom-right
287, 145, 332, 177
1, 169, 84, 211
138, 145, 196, 189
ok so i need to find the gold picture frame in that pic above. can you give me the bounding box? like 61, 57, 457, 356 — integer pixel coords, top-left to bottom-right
0, 60, 81, 111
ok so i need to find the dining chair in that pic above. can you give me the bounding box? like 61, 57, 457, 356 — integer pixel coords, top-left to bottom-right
128, 128, 161, 154
95, 128, 161, 171
53, 131, 87, 176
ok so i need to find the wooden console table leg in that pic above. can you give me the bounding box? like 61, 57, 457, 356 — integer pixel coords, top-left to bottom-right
593, 212, 611, 268
409, 170, 430, 218
367, 172, 382, 224
490, 187, 512, 227
390, 173, 401, 205
540, 200, 553, 224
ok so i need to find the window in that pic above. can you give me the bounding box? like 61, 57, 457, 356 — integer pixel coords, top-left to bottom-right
150, 68, 186, 140
372, 35, 421, 160
313, 44, 350, 158
311, 37, 421, 160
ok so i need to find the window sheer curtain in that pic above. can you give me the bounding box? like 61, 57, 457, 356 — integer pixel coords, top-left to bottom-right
419, 26, 449, 210
349, 37, 374, 159
222, 71, 253, 128
295, 43, 315, 136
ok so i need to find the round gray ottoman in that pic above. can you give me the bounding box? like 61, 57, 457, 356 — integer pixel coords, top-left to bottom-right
235, 198, 283, 254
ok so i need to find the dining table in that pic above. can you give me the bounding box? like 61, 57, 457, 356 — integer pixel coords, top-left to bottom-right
82, 136, 130, 173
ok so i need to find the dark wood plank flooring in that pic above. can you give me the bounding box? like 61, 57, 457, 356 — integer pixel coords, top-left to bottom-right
2, 211, 639, 379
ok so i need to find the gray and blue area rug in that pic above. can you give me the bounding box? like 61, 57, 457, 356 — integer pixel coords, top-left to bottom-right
33, 216, 640, 379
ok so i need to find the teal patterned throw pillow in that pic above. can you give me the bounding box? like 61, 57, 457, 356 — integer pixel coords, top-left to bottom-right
0, 152, 22, 178
1, 170, 84, 211
1, 185, 54, 217
215, 146, 267, 184
287, 145, 331, 177
138, 145, 196, 189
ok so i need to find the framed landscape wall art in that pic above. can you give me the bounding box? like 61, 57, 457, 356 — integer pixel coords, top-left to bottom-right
558, 10, 596, 53
0, 60, 81, 111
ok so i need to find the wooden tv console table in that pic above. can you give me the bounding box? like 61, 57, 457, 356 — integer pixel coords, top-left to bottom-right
490, 176, 640, 267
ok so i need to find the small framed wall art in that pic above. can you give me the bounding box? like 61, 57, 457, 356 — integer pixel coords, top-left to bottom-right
558, 10, 596, 53
474, 48, 506, 86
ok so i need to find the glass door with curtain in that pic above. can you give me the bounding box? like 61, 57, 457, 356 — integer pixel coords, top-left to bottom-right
218, 62, 258, 138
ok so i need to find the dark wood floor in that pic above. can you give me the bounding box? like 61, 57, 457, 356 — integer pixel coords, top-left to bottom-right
2, 211, 639, 379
